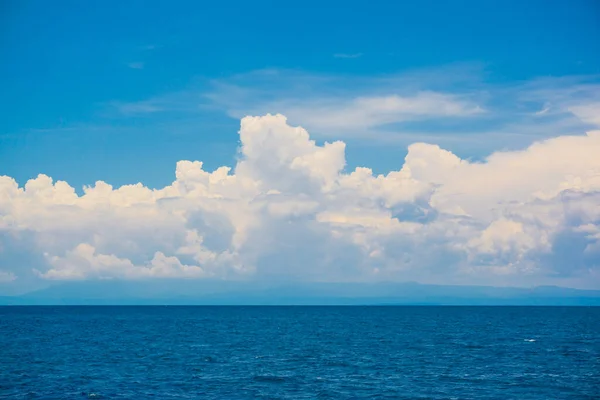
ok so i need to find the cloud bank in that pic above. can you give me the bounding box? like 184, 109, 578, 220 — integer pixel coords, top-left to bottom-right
1, 114, 600, 288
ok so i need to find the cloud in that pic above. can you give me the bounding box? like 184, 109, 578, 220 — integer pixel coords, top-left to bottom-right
333, 53, 363, 59
127, 62, 145, 69
1, 114, 600, 287
111, 101, 163, 115
253, 92, 483, 133
0, 271, 16, 283
534, 105, 550, 116
202, 68, 600, 149
205, 68, 486, 137
93, 66, 599, 158
568, 103, 600, 126
107, 90, 205, 117
37, 244, 209, 280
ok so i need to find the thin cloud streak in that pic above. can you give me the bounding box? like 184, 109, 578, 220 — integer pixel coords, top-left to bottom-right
127, 62, 145, 69
71, 65, 600, 152
333, 53, 363, 59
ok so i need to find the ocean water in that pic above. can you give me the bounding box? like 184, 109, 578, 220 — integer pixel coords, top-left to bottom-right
1, 307, 599, 399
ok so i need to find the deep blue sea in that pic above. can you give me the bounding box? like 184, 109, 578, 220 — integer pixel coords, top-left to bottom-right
1, 306, 599, 399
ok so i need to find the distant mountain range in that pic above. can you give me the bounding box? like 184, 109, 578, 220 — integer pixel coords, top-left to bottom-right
1, 280, 599, 305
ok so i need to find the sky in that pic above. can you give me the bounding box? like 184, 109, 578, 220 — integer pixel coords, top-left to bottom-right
1, 0, 600, 294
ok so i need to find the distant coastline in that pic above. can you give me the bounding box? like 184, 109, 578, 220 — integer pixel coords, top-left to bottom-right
2, 281, 599, 306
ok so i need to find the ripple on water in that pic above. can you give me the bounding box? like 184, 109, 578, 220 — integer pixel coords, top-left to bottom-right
252, 375, 289, 383
1, 306, 598, 399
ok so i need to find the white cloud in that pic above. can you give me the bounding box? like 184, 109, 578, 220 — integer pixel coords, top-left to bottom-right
1, 115, 600, 287
38, 243, 209, 280
274, 92, 483, 132
0, 271, 16, 283
207, 69, 485, 136
202, 69, 600, 149
569, 103, 600, 127
99, 66, 599, 157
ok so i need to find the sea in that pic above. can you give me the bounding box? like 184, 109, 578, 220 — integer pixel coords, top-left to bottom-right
1, 306, 598, 399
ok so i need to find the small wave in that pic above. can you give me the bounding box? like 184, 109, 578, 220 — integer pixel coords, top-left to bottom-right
323, 359, 352, 367
524, 339, 536, 342
464, 344, 485, 349
253, 375, 287, 383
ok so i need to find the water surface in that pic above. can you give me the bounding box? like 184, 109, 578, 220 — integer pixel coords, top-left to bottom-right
1, 306, 598, 399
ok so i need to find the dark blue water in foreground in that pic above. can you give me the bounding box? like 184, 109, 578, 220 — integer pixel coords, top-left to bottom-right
1, 307, 599, 399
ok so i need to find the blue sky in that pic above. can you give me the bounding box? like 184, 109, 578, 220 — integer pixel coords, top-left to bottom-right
1, 0, 600, 293
2, 0, 599, 189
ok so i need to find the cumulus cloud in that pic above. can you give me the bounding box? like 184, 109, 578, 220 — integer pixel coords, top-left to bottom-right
37, 243, 213, 280
1, 115, 600, 287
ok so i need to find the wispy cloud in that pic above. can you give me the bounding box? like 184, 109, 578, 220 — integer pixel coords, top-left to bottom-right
0, 271, 16, 283
107, 90, 205, 117
94, 65, 600, 153
568, 102, 600, 126
241, 92, 483, 132
333, 53, 363, 59
203, 67, 492, 138
534, 105, 550, 116
203, 67, 600, 144
111, 101, 162, 115
127, 62, 145, 69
